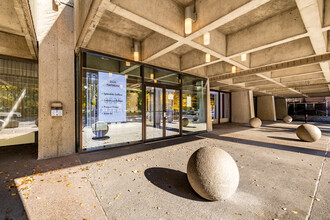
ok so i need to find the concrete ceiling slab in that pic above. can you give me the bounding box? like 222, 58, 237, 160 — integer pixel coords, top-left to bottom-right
172, 45, 195, 56
217, 0, 297, 35
98, 11, 154, 41
171, 0, 193, 8
0, 0, 23, 36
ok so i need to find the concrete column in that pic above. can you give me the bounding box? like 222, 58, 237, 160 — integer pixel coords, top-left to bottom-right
275, 98, 288, 120
206, 79, 212, 131
231, 90, 255, 123
257, 96, 276, 121
33, 0, 75, 159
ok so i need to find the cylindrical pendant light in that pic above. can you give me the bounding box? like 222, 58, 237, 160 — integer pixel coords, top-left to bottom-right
204, 32, 210, 45
232, 66, 236, 73
241, 54, 247, 61
132, 40, 140, 61
205, 53, 211, 63
185, 6, 196, 35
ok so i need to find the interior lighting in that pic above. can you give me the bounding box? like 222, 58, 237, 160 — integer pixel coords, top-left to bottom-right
241, 54, 247, 61
132, 39, 140, 61
232, 66, 236, 73
205, 53, 211, 63
203, 32, 210, 45
185, 3, 196, 35
126, 61, 130, 66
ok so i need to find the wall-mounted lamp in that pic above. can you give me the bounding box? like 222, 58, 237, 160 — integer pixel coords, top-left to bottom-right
132, 39, 140, 61
54, 0, 61, 6
203, 32, 210, 45
185, 2, 197, 35
241, 54, 247, 62
205, 53, 211, 63
231, 66, 236, 73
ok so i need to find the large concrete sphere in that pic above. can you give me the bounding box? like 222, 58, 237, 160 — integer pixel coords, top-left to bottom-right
283, 115, 293, 123
296, 124, 321, 142
182, 118, 189, 127
187, 146, 239, 201
249, 117, 262, 128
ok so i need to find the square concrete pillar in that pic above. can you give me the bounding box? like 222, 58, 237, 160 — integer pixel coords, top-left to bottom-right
257, 96, 276, 121
231, 90, 255, 123
275, 98, 288, 120
33, 0, 75, 159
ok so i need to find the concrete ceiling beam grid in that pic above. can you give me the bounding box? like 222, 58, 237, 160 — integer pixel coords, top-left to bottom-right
295, 0, 330, 90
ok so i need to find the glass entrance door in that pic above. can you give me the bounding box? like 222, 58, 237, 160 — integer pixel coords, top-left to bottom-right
145, 85, 181, 140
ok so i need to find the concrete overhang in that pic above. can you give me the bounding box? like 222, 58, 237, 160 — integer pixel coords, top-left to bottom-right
0, 0, 37, 60
74, 0, 330, 98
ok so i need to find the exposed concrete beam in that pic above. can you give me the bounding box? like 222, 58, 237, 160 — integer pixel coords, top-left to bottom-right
186, 0, 271, 41
183, 59, 222, 72
106, 0, 271, 71
210, 53, 330, 82
75, 0, 106, 53
256, 73, 305, 96
13, 0, 37, 59
295, 0, 330, 90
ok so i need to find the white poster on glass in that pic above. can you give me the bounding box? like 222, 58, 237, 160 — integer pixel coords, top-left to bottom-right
98, 72, 126, 123
187, 95, 192, 107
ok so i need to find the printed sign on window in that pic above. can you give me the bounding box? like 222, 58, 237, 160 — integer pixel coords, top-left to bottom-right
98, 72, 127, 123
187, 95, 192, 107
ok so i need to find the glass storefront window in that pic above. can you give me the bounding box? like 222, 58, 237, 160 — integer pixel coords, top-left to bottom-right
0, 58, 38, 147
182, 75, 207, 134
220, 92, 230, 123
144, 67, 180, 86
79, 51, 208, 151
82, 53, 142, 150
210, 91, 219, 124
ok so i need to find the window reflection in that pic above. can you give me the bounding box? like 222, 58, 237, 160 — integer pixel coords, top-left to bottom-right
82, 53, 142, 150
0, 59, 38, 146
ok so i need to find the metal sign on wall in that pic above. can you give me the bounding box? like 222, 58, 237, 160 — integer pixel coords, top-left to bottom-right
98, 72, 127, 123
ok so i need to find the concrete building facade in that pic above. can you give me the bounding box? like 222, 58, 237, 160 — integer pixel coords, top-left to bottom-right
1, 0, 330, 159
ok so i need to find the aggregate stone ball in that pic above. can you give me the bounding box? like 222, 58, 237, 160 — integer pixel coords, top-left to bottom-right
187, 146, 239, 201
249, 117, 262, 128
92, 121, 109, 137
296, 124, 321, 142
193, 116, 199, 121
283, 115, 293, 123
182, 118, 189, 127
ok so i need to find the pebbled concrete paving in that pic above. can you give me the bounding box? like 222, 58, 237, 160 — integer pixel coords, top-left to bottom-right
0, 121, 329, 219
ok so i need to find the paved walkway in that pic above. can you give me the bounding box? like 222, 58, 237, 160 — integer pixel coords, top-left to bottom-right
0, 121, 329, 219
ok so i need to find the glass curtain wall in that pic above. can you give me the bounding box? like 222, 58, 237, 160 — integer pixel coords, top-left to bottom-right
81, 53, 142, 151
220, 92, 230, 123
79, 51, 207, 151
210, 91, 219, 124
182, 75, 207, 134
0, 58, 38, 147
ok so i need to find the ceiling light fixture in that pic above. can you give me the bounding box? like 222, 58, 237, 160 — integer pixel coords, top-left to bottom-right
232, 66, 236, 73
132, 39, 140, 61
203, 32, 210, 45
184, 0, 197, 35
54, 0, 61, 6
205, 53, 210, 63
241, 54, 247, 62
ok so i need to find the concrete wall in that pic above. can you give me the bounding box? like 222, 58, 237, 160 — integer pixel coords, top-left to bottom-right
257, 96, 276, 121
231, 90, 254, 123
34, 0, 75, 159
275, 98, 287, 120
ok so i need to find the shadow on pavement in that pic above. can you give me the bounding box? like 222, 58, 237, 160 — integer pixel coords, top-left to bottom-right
144, 167, 206, 202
